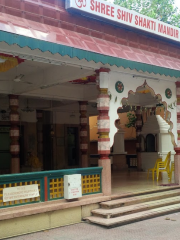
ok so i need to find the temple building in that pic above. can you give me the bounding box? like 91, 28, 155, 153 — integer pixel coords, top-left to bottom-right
0, 0, 180, 237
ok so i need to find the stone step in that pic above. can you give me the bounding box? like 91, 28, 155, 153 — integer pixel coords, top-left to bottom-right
86, 203, 180, 228
100, 189, 180, 209
111, 186, 180, 200
92, 196, 180, 218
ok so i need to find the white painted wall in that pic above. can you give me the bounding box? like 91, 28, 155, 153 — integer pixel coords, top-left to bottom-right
108, 71, 177, 147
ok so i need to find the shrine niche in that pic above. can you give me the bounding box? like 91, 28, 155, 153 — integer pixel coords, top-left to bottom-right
141, 114, 175, 171
146, 134, 155, 152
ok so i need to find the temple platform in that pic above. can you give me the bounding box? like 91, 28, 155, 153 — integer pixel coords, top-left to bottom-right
112, 170, 175, 196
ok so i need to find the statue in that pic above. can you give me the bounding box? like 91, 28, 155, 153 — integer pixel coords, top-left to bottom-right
28, 152, 43, 169
113, 118, 126, 154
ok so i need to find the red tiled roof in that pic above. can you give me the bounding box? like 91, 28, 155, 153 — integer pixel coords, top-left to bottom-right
0, 12, 180, 71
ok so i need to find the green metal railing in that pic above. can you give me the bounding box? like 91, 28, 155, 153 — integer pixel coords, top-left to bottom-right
0, 167, 102, 208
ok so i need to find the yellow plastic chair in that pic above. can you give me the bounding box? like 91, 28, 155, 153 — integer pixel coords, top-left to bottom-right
156, 152, 171, 182
169, 162, 175, 182
147, 158, 162, 181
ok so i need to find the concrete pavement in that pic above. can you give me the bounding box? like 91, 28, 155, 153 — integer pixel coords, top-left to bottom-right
7, 212, 180, 240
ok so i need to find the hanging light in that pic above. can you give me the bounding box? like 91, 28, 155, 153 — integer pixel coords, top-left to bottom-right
91, 103, 97, 108
70, 112, 76, 118
21, 99, 34, 112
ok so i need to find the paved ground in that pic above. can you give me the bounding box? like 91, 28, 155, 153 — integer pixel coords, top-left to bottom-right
8, 212, 180, 240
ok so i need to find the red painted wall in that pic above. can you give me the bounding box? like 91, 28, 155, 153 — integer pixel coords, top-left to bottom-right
0, 0, 180, 59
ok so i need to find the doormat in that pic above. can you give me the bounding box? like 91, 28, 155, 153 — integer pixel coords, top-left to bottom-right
159, 183, 179, 186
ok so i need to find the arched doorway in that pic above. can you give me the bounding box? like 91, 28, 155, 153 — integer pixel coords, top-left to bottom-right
111, 80, 176, 193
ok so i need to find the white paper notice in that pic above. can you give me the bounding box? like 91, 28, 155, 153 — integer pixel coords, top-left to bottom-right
3, 184, 39, 202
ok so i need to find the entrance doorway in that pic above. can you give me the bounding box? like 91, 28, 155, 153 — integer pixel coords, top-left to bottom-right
66, 126, 79, 167
0, 126, 11, 173
111, 81, 176, 194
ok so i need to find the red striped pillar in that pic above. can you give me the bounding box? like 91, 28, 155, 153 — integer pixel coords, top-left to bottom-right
79, 101, 88, 168
135, 106, 143, 170
96, 68, 111, 196
9, 95, 20, 173
175, 82, 180, 183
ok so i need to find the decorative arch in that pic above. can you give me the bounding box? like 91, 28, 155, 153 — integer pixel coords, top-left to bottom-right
117, 80, 176, 147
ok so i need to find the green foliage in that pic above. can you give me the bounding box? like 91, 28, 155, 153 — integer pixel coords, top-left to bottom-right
112, 0, 180, 27
125, 112, 137, 128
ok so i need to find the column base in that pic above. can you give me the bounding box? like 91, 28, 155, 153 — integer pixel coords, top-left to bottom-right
11, 158, 20, 173
137, 152, 142, 171
81, 154, 89, 168
98, 159, 111, 196
175, 154, 180, 184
